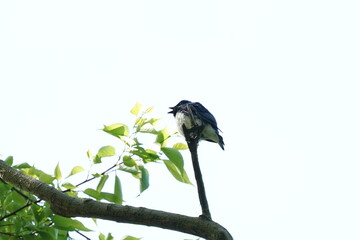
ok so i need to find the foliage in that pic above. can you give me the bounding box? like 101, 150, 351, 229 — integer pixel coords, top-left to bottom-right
0, 159, 71, 240
0, 103, 190, 239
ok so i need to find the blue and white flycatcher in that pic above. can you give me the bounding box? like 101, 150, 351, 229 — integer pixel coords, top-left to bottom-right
169, 100, 224, 150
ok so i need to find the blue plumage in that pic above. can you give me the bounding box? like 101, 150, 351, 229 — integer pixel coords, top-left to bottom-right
169, 100, 224, 150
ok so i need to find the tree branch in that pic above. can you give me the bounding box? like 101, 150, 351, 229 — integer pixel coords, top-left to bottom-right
182, 125, 212, 220
0, 160, 232, 240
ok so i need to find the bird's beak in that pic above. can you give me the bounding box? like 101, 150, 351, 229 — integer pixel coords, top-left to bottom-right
168, 107, 174, 114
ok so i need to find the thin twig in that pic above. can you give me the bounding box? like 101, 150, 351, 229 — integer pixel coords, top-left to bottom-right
182, 125, 212, 220
64, 112, 143, 193
11, 187, 37, 202
75, 230, 91, 240
0, 231, 15, 236
0, 200, 40, 222
62, 164, 118, 193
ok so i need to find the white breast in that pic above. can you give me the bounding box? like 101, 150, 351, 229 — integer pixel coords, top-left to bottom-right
175, 112, 202, 136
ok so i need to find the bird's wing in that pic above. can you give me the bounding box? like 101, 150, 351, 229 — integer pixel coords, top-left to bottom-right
190, 102, 219, 130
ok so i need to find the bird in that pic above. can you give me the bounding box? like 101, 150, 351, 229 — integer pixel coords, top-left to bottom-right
169, 100, 224, 150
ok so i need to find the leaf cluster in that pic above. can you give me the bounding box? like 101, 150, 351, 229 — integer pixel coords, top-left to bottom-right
0, 157, 82, 239
80, 103, 191, 201
0, 103, 190, 240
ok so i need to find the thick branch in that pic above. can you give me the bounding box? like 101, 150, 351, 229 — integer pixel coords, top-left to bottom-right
0, 160, 232, 240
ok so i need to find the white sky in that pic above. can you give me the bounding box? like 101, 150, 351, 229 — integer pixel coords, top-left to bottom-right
1, 1, 360, 239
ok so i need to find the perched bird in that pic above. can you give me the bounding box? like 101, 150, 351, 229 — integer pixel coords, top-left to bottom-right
169, 100, 224, 150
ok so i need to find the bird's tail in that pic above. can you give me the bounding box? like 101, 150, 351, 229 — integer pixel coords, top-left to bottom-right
218, 135, 225, 150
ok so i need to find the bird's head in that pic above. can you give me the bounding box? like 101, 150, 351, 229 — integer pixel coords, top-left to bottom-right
168, 100, 192, 116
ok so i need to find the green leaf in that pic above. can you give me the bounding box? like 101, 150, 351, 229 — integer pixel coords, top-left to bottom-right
38, 171, 56, 184
84, 188, 101, 200
94, 156, 101, 164
56, 229, 69, 240
123, 236, 141, 240
13, 162, 31, 169
67, 166, 85, 177
31, 204, 45, 224
100, 233, 114, 240
114, 176, 123, 205
135, 117, 146, 127
139, 166, 149, 193
145, 106, 154, 113
106, 233, 114, 240
54, 163, 62, 180
52, 215, 92, 231
97, 146, 116, 158
163, 160, 192, 184
139, 126, 158, 134
43, 202, 53, 218
100, 192, 115, 203
118, 165, 140, 177
94, 145, 116, 164
87, 150, 92, 159
97, 175, 109, 192
162, 148, 191, 184
137, 118, 160, 132
156, 128, 169, 148
62, 182, 77, 190
5, 191, 26, 211
162, 147, 184, 170
99, 233, 106, 240
131, 146, 159, 163
66, 191, 78, 198
40, 175, 56, 184
22, 167, 55, 184
148, 118, 159, 125
4, 156, 13, 166
163, 160, 183, 182
123, 155, 136, 167
144, 149, 160, 162
179, 169, 191, 184
130, 102, 143, 116
137, 118, 160, 134
71, 219, 93, 232
172, 142, 188, 150
38, 229, 57, 240
103, 123, 130, 138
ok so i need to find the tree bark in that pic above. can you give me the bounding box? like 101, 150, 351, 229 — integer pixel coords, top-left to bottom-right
0, 160, 233, 240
